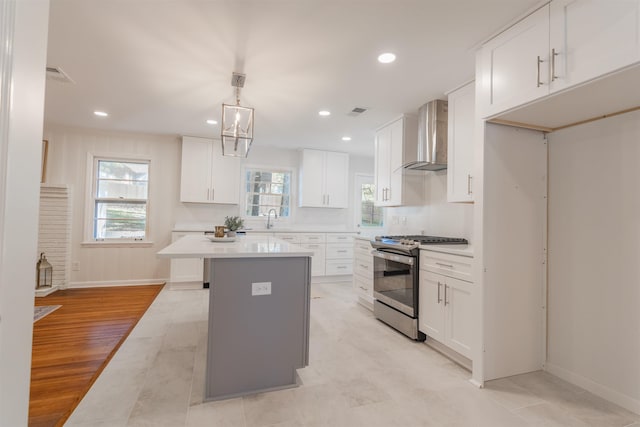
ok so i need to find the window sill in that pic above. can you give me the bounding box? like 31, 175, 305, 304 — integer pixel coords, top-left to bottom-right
81, 241, 154, 248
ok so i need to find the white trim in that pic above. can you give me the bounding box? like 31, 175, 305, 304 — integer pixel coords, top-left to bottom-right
0, 0, 16, 303
545, 363, 640, 416
311, 274, 352, 284
68, 278, 167, 289
353, 173, 384, 231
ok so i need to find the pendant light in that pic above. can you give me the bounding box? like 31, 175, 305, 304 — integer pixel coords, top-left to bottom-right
221, 72, 254, 157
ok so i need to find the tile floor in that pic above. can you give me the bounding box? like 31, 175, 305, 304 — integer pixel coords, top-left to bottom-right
65, 281, 640, 427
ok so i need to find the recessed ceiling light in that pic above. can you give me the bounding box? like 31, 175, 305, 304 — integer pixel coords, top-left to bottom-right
341, 136, 352, 141
318, 110, 331, 117
94, 111, 108, 117
377, 52, 396, 64
206, 119, 218, 125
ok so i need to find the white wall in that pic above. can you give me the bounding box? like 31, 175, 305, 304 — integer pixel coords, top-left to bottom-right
42, 126, 374, 285
44, 125, 180, 286
0, 1, 49, 425
384, 171, 474, 242
547, 109, 640, 413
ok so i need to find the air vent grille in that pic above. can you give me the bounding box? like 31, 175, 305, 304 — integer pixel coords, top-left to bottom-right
46, 67, 74, 84
347, 107, 367, 117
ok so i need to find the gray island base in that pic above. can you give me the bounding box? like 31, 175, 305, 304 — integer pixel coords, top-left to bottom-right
205, 256, 311, 401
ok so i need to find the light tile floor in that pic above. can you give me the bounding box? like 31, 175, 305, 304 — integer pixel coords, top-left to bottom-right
65, 282, 640, 427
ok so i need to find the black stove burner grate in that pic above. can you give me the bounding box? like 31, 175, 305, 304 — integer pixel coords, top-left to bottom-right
377, 235, 468, 245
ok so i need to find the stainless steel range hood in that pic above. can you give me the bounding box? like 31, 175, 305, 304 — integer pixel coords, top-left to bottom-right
403, 99, 448, 171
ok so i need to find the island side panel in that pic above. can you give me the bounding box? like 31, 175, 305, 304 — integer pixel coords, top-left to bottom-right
205, 256, 311, 401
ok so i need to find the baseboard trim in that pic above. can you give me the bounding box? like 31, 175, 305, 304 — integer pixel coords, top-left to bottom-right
168, 281, 204, 290
545, 362, 640, 415
68, 278, 168, 288
424, 337, 472, 372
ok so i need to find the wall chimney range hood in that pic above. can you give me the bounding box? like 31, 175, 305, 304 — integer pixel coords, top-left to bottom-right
403, 99, 448, 171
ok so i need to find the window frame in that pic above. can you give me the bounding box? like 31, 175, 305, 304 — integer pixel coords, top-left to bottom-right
241, 165, 294, 223
353, 173, 384, 230
83, 153, 152, 246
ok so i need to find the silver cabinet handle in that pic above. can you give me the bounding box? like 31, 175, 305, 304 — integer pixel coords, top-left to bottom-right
207, 188, 210, 200
327, 194, 330, 205
337, 266, 347, 269
437, 281, 442, 303
359, 264, 369, 269
551, 48, 558, 82
444, 284, 449, 306
436, 262, 454, 268
359, 286, 368, 291
337, 250, 348, 253
467, 174, 472, 195
537, 56, 544, 87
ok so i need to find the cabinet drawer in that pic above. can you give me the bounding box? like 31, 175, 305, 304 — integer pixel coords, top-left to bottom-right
326, 244, 353, 259
325, 260, 353, 275
354, 239, 373, 257
353, 274, 373, 298
276, 233, 300, 243
353, 256, 373, 280
326, 233, 354, 244
299, 233, 326, 243
420, 250, 473, 282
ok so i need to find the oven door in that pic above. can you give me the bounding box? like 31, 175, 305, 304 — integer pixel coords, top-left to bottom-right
372, 250, 417, 318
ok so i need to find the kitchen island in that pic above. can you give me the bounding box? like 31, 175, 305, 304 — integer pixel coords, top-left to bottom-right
158, 234, 312, 401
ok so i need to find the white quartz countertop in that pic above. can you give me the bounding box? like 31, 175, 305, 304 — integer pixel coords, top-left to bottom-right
157, 234, 314, 259
172, 223, 360, 234
419, 244, 474, 257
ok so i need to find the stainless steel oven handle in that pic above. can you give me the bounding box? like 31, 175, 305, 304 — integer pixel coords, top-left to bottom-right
372, 250, 415, 265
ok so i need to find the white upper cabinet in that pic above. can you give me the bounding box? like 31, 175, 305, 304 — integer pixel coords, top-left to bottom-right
374, 115, 423, 206
549, 0, 640, 92
298, 149, 349, 208
447, 81, 476, 203
180, 136, 240, 204
477, 4, 550, 118
478, 0, 640, 119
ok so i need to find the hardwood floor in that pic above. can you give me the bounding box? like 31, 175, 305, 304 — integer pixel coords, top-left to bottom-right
30, 284, 164, 427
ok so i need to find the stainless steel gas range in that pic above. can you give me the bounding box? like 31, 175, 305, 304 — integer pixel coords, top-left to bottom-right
370, 235, 468, 340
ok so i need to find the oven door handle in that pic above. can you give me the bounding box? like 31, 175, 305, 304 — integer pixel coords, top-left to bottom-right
371, 250, 415, 266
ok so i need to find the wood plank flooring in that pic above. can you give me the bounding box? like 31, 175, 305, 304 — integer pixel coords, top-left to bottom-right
30, 284, 164, 427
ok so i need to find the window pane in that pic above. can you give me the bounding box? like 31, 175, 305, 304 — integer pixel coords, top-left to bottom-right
360, 184, 383, 227
97, 180, 148, 199
94, 219, 146, 239
98, 161, 148, 180
244, 169, 291, 218
96, 202, 146, 220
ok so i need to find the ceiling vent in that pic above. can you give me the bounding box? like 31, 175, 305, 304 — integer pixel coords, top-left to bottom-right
46, 67, 74, 84
347, 107, 368, 117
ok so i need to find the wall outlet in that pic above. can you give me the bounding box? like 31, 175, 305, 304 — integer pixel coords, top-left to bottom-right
401, 216, 407, 225
252, 282, 271, 296
392, 216, 399, 225
72, 261, 80, 271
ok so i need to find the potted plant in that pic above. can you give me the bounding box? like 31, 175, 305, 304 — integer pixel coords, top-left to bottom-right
224, 216, 244, 237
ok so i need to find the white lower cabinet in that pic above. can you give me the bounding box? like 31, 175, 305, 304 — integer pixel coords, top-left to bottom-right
302, 243, 326, 276
352, 238, 374, 309
169, 232, 204, 287
419, 250, 473, 359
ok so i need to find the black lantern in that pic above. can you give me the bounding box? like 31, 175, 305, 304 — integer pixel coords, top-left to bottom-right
36, 252, 53, 289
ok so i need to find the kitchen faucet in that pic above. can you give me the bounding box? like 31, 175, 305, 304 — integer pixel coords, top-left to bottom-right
266, 208, 278, 229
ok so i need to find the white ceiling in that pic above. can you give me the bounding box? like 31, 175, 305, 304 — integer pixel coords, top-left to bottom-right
44, 0, 542, 157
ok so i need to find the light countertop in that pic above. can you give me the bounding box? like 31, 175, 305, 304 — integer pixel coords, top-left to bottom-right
158, 234, 313, 259
172, 223, 360, 234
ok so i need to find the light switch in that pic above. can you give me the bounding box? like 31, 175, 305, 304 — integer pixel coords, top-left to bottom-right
252, 282, 271, 296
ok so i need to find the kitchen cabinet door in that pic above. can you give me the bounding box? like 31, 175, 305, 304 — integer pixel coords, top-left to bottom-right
180, 137, 212, 203
549, 0, 640, 93
447, 81, 475, 203
324, 151, 349, 208
180, 136, 240, 204
419, 270, 446, 342
170, 232, 204, 287
477, 5, 550, 118
444, 276, 473, 359
299, 149, 349, 208
301, 243, 325, 276
374, 115, 422, 206
374, 125, 392, 204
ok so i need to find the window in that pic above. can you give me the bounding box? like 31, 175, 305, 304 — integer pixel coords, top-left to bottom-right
244, 168, 291, 217
355, 174, 383, 228
91, 158, 149, 240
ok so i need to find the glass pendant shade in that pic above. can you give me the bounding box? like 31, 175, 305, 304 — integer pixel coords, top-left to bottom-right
221, 103, 254, 157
